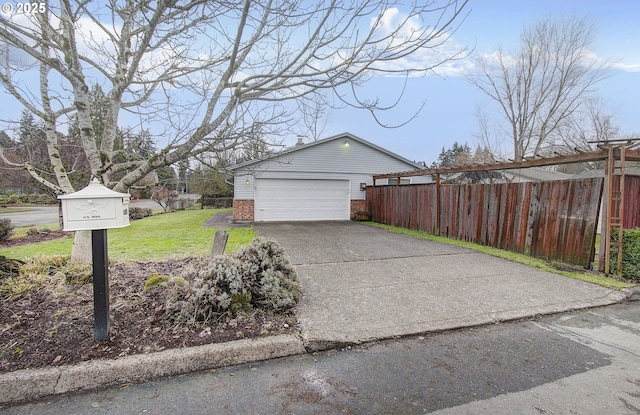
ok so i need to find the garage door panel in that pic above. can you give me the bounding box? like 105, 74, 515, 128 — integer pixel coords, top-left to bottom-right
255, 179, 349, 221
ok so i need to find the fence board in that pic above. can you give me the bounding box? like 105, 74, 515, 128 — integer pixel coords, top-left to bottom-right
367, 178, 604, 267
622, 176, 640, 229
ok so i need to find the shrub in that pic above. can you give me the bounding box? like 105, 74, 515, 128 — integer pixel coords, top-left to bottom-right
0, 256, 24, 280
0, 218, 14, 242
610, 228, 640, 280
36, 194, 57, 204
61, 263, 93, 285
234, 238, 300, 311
352, 210, 372, 221
17, 255, 91, 285
0, 194, 56, 205
129, 207, 153, 220
152, 189, 179, 212
26, 227, 52, 236
168, 237, 301, 324
0, 256, 91, 298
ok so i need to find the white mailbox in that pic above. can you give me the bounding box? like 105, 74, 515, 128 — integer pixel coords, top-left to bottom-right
58, 179, 131, 231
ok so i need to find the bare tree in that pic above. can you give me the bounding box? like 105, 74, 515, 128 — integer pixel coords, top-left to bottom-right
0, 0, 469, 261
297, 94, 329, 142
468, 16, 610, 161
151, 188, 179, 213
472, 106, 509, 161
557, 98, 621, 152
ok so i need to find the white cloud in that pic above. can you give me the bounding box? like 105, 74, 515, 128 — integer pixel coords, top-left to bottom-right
365, 8, 471, 78
609, 62, 640, 72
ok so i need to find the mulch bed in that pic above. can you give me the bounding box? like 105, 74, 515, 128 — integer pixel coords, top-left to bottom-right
0, 230, 72, 248
0, 234, 299, 374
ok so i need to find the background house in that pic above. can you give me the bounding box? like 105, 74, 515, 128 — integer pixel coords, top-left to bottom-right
443, 166, 571, 184
228, 133, 430, 222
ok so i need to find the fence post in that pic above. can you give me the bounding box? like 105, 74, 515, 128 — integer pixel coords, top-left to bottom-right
435, 173, 441, 235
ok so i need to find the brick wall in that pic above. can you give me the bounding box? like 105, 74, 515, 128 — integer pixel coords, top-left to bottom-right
233, 199, 254, 221
233, 199, 368, 221
350, 199, 368, 219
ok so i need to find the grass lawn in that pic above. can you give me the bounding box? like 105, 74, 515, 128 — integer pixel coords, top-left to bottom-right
0, 208, 256, 261
365, 222, 635, 290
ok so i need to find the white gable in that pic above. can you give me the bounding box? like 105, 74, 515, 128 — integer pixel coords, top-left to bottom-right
231, 134, 430, 200
235, 136, 419, 176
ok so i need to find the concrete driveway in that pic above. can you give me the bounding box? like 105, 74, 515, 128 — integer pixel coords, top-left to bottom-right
254, 221, 627, 351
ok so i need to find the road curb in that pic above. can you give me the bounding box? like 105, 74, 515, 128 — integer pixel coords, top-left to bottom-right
2, 288, 636, 406
622, 285, 640, 302
0, 334, 305, 405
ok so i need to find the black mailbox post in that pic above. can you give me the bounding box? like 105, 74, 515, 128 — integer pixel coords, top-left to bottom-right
58, 179, 130, 341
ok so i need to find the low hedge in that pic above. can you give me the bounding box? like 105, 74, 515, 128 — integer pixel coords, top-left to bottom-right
129, 207, 153, 220
201, 196, 233, 209
609, 228, 640, 280
0, 194, 57, 205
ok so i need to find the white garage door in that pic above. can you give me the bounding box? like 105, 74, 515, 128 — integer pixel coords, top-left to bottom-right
255, 179, 350, 221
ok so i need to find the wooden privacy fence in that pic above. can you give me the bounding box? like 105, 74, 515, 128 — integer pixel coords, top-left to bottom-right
367, 178, 604, 267
611, 175, 640, 229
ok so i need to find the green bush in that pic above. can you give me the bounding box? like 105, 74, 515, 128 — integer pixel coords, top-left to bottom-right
610, 228, 640, 280
0, 218, 14, 242
168, 237, 301, 323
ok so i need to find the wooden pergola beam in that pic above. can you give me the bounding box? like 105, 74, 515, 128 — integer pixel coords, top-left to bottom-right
373, 149, 640, 181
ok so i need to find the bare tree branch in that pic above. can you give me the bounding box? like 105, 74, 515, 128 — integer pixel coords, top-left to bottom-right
1, 0, 470, 261
468, 16, 610, 161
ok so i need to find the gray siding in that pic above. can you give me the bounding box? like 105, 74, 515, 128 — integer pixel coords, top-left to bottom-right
234, 137, 431, 200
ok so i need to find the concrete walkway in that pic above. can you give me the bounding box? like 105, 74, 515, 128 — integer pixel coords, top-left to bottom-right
253, 221, 628, 351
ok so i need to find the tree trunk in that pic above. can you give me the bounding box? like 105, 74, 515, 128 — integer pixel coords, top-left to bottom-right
70, 230, 93, 264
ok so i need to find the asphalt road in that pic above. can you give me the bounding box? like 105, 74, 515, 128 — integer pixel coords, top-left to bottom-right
2, 302, 638, 414
0, 206, 60, 227
0, 200, 163, 227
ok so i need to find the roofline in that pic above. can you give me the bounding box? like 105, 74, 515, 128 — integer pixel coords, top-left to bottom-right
227, 132, 425, 171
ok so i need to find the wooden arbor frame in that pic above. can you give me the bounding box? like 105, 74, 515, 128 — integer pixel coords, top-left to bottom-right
373, 140, 640, 276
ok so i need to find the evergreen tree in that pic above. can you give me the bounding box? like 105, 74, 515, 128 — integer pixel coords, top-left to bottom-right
431, 142, 472, 168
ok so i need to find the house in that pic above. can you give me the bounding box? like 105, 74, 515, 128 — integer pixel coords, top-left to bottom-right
502, 167, 572, 182
228, 133, 431, 222
444, 166, 571, 184
569, 167, 640, 180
